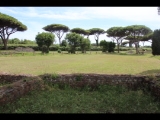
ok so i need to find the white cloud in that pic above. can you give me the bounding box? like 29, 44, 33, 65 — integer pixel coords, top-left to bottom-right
0, 7, 90, 20
1, 7, 160, 22
82, 7, 160, 22
1, 7, 158, 46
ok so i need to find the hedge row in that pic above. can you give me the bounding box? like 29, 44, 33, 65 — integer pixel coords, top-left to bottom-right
0, 45, 148, 51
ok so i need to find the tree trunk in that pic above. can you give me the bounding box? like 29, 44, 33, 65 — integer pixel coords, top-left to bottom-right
129, 41, 132, 47
71, 49, 75, 54
58, 38, 61, 46
2, 39, 8, 50
120, 40, 122, 47
96, 40, 98, 47
117, 44, 120, 53
82, 49, 85, 53
71, 46, 76, 54
135, 43, 138, 54
143, 41, 145, 47
138, 42, 140, 48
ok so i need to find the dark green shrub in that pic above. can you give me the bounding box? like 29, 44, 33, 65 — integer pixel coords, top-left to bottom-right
100, 40, 109, 52
41, 45, 49, 54
152, 29, 160, 55
57, 49, 61, 53
108, 42, 116, 53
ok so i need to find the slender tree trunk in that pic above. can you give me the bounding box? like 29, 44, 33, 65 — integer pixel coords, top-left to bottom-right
117, 44, 120, 53
58, 38, 61, 46
135, 43, 138, 54
120, 40, 122, 47
117, 39, 120, 53
138, 42, 140, 48
142, 41, 145, 47
71, 48, 76, 54
129, 41, 132, 47
112, 39, 114, 43
95, 40, 98, 47
87, 35, 90, 40
82, 48, 85, 53
2, 39, 8, 50
72, 45, 76, 54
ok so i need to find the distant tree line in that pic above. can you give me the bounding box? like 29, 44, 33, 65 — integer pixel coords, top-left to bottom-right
1, 12, 160, 55
41, 24, 153, 54
0, 38, 36, 44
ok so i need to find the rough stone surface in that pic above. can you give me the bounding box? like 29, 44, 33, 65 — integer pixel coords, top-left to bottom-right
0, 75, 44, 105
1, 73, 160, 105
40, 73, 160, 99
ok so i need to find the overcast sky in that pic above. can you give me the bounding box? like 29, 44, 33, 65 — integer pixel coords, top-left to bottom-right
0, 7, 160, 46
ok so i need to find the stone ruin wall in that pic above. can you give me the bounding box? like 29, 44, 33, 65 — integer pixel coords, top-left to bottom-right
0, 73, 160, 105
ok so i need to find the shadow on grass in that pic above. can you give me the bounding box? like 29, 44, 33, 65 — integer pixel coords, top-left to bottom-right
103, 52, 147, 57
138, 69, 160, 75
149, 55, 157, 58
149, 55, 160, 58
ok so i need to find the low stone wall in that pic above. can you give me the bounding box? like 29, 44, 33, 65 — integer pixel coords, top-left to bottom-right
0, 73, 160, 105
0, 75, 44, 105
40, 74, 145, 89
40, 73, 160, 99
0, 73, 33, 84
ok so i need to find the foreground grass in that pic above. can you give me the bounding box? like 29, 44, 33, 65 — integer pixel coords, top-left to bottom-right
0, 52, 159, 75
0, 84, 159, 113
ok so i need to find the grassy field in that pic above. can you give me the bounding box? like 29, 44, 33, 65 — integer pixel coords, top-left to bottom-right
0, 51, 159, 75
0, 84, 160, 113
1, 50, 160, 113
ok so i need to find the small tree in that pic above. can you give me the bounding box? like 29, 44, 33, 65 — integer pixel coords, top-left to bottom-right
43, 24, 69, 45
151, 29, 160, 55
125, 25, 152, 54
35, 32, 55, 53
80, 38, 91, 53
106, 27, 127, 53
65, 32, 83, 54
89, 28, 105, 47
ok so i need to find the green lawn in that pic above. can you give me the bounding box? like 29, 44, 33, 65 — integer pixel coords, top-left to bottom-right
0, 52, 159, 75
0, 84, 160, 113
1, 51, 160, 113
